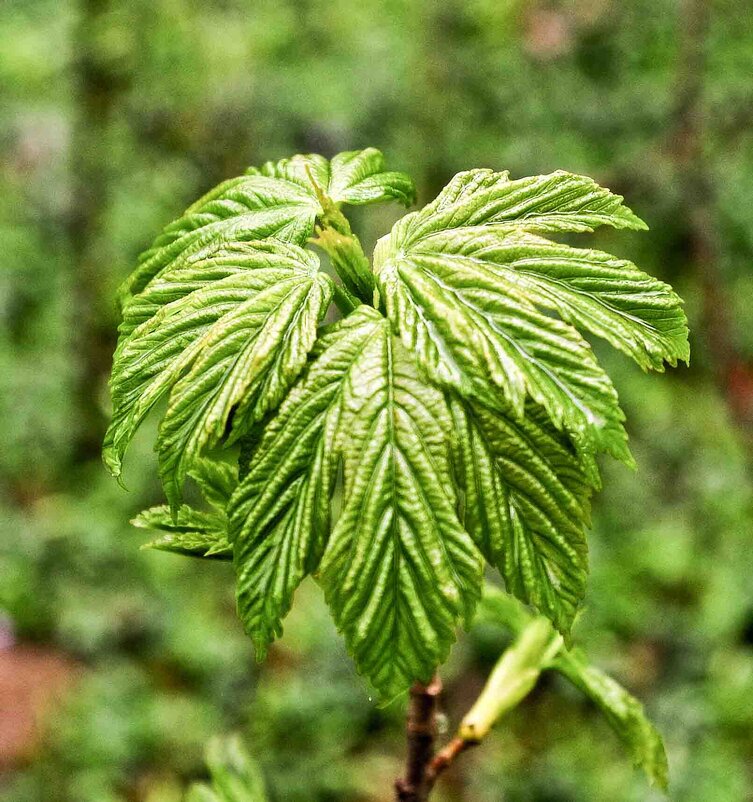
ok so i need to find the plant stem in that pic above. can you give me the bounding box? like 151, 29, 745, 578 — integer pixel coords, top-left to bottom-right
404, 615, 563, 799
395, 675, 443, 802
312, 225, 375, 303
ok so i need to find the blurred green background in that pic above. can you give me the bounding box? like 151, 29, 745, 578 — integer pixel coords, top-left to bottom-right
1, 0, 752, 800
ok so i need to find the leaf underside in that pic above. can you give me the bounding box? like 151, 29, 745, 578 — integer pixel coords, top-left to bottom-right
108, 154, 689, 699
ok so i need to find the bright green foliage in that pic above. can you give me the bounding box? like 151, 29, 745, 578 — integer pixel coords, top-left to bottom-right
449, 398, 597, 636
120, 149, 415, 306
480, 586, 668, 790
373, 169, 688, 461
133, 458, 235, 559
107, 149, 688, 700
185, 735, 268, 802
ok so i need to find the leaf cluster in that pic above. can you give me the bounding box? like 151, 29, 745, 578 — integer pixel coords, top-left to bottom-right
106, 148, 688, 699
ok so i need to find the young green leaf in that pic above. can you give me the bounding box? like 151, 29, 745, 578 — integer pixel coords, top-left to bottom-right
374, 168, 689, 459
133, 458, 236, 559
228, 308, 384, 660
450, 397, 597, 635
479, 586, 668, 790
104, 241, 332, 506
121, 149, 414, 306
318, 314, 483, 699
156, 269, 333, 507
421, 229, 689, 372
387, 169, 647, 248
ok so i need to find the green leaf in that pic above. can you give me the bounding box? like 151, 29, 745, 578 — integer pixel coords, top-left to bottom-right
228, 307, 383, 659
479, 586, 668, 790
375, 168, 688, 459
134, 505, 231, 560
185, 735, 268, 802
552, 648, 669, 790
122, 149, 414, 306
231, 306, 483, 697
133, 458, 237, 559
318, 314, 483, 699
450, 398, 597, 635
104, 241, 332, 508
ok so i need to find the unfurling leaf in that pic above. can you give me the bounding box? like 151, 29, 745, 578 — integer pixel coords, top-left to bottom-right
479, 586, 668, 790
121, 148, 415, 306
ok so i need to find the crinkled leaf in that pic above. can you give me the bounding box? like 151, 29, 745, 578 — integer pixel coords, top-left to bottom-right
318, 314, 483, 699
375, 168, 688, 458
228, 308, 382, 658
450, 397, 597, 635
134, 505, 231, 560
377, 244, 630, 460
104, 241, 332, 508
122, 148, 414, 305
185, 735, 267, 802
157, 270, 332, 507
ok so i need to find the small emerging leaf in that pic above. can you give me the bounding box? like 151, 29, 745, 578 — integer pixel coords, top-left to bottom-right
479, 586, 668, 790
134, 505, 231, 560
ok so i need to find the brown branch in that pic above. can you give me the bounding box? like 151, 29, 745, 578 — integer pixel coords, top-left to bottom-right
425, 735, 477, 792
395, 675, 443, 801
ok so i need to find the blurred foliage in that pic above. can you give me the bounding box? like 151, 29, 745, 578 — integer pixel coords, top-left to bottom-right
0, 0, 752, 800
